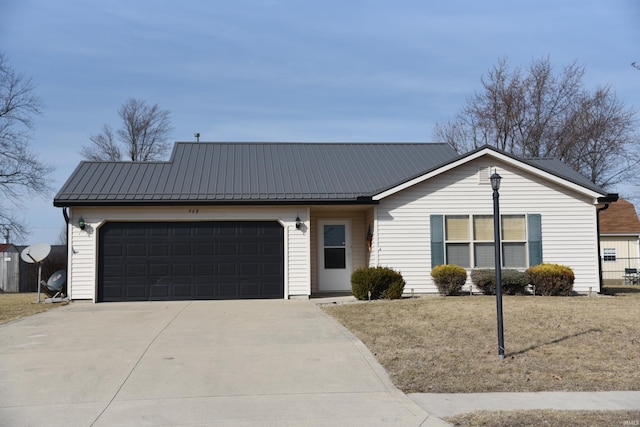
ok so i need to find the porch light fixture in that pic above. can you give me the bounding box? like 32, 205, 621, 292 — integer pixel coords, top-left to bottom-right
295, 215, 302, 230
78, 217, 86, 230
491, 169, 505, 360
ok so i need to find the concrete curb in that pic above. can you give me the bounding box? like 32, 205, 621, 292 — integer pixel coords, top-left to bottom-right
409, 391, 640, 418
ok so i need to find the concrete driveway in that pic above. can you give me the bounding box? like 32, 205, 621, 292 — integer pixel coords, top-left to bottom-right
0, 300, 446, 426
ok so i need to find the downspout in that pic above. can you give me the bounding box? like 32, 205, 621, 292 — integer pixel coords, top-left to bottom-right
596, 194, 619, 293
62, 207, 70, 299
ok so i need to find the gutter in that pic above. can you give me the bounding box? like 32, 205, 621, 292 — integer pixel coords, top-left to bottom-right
596, 193, 619, 293
53, 197, 379, 208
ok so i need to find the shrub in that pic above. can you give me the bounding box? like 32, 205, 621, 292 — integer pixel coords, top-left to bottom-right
351, 267, 406, 300
471, 269, 495, 294
526, 263, 575, 296
471, 269, 530, 295
431, 264, 467, 296
502, 269, 530, 295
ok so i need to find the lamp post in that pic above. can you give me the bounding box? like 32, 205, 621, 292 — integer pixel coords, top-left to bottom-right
490, 170, 505, 360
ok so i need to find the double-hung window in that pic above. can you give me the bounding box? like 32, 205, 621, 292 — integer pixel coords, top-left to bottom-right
603, 248, 616, 262
432, 214, 541, 269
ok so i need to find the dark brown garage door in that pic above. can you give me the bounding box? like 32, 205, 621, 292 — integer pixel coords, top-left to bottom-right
98, 221, 284, 302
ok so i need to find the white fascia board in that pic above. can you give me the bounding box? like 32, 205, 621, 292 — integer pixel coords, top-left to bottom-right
372, 148, 604, 201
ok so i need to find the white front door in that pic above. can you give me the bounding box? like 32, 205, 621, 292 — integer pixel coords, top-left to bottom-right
318, 219, 352, 292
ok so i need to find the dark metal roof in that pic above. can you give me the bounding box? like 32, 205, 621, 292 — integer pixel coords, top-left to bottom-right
54, 142, 459, 206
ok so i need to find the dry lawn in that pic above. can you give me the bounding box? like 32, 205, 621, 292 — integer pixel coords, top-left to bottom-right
323, 286, 640, 393
0, 292, 67, 324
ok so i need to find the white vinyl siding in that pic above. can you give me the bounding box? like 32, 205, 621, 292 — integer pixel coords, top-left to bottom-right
376, 158, 600, 294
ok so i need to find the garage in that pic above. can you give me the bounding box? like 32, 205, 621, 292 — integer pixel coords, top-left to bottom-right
98, 221, 284, 302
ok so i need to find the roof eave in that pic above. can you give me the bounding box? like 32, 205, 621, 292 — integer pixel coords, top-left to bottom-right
53, 197, 378, 208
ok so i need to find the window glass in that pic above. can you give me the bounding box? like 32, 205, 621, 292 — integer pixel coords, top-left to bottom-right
474, 242, 495, 268
502, 215, 525, 241
603, 248, 616, 262
474, 215, 494, 240
446, 243, 470, 268
324, 248, 346, 269
324, 225, 345, 247
446, 216, 469, 241
503, 242, 526, 267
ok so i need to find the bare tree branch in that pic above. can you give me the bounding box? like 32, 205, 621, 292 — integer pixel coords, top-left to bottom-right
433, 56, 639, 189
0, 52, 53, 241
81, 98, 173, 162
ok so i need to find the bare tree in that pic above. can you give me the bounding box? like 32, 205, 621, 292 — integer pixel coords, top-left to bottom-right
81, 98, 173, 161
0, 52, 53, 241
80, 124, 121, 161
434, 56, 639, 189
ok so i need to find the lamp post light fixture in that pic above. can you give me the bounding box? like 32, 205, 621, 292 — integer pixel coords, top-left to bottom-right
491, 170, 505, 360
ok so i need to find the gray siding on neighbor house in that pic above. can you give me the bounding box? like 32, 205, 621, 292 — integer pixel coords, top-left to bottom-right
54, 142, 459, 205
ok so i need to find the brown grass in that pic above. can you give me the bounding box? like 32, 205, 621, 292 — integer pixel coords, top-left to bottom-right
0, 292, 66, 325
323, 286, 640, 393
445, 409, 640, 427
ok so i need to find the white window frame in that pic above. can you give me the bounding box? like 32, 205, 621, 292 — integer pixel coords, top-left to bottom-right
444, 214, 528, 268
603, 247, 616, 262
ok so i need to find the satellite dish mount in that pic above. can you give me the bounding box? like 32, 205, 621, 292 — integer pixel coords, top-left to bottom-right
21, 243, 51, 303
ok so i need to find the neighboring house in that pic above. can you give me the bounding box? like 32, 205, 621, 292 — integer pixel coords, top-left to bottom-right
0, 244, 19, 292
53, 142, 616, 302
598, 198, 640, 282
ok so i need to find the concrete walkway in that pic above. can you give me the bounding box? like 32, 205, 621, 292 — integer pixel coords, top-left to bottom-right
409, 391, 640, 418
0, 300, 448, 427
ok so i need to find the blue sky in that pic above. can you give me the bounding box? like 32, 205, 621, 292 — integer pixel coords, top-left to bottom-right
2, 0, 639, 244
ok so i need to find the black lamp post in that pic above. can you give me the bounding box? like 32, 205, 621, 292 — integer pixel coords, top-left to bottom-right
491, 170, 505, 360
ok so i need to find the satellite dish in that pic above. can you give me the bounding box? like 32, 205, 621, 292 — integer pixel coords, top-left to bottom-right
21, 243, 51, 264
47, 270, 66, 292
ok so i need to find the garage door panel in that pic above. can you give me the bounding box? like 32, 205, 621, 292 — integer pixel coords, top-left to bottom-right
240, 242, 259, 255
173, 264, 192, 277
174, 243, 192, 256
263, 241, 282, 255
218, 242, 237, 256
98, 221, 284, 301
149, 243, 169, 256
126, 263, 146, 277
240, 282, 260, 297
218, 263, 236, 276
149, 263, 169, 276
149, 284, 170, 298
195, 283, 215, 297
172, 283, 193, 297
126, 243, 146, 256
125, 283, 146, 298
239, 263, 259, 276
218, 282, 237, 297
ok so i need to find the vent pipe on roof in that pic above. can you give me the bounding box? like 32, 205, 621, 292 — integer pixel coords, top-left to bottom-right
194, 132, 200, 142
1, 225, 9, 244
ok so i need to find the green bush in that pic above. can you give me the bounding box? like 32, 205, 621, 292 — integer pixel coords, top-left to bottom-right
351, 267, 406, 300
471, 269, 530, 295
526, 263, 575, 296
431, 264, 467, 296
502, 269, 530, 294
470, 269, 495, 294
